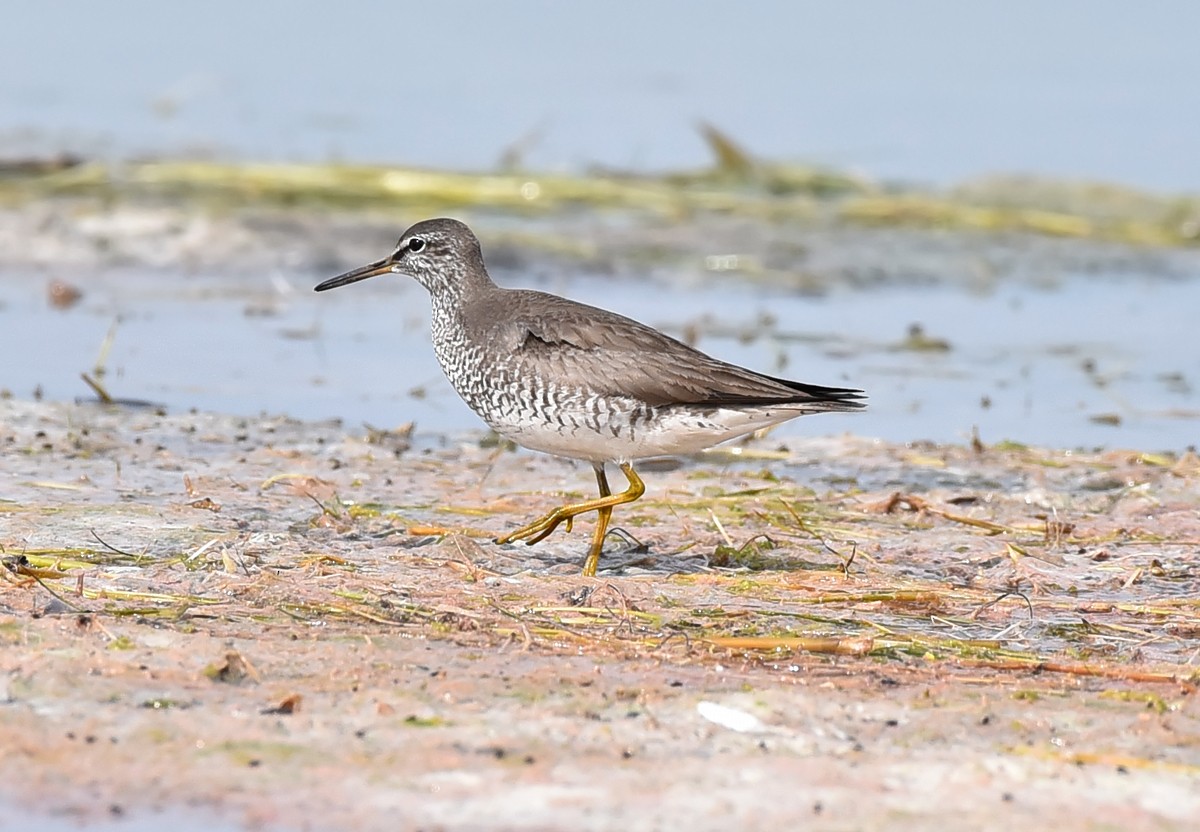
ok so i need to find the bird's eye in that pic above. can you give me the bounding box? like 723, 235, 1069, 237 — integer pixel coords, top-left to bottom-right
408, 237, 426, 253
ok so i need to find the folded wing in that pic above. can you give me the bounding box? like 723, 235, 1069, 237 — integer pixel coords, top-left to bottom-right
485, 290, 866, 412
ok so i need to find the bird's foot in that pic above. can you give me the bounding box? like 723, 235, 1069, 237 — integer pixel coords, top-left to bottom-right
495, 505, 580, 546
494, 464, 645, 576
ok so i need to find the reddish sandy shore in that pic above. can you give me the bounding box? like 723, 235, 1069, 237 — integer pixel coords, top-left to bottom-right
2, 399, 1198, 830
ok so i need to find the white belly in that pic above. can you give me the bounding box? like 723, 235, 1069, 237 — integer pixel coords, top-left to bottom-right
491, 403, 818, 463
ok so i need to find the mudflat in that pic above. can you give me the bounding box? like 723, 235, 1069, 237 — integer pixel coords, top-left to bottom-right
2, 396, 1197, 830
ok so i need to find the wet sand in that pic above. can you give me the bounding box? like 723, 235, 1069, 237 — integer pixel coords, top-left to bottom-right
2, 396, 1198, 831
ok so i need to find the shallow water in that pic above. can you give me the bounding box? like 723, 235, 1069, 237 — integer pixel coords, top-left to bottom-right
3, 263, 1196, 451
3, 3, 1200, 190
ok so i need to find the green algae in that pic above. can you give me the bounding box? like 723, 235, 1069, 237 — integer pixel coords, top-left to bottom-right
2, 145, 1196, 250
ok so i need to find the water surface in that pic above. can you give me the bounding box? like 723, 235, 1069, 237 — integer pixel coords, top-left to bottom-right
4, 264, 1195, 451
2, 2, 1199, 190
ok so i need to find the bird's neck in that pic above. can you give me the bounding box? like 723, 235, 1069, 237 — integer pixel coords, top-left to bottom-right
428, 279, 499, 356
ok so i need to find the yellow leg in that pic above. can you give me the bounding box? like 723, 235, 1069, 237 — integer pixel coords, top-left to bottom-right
496, 462, 645, 575
582, 466, 613, 577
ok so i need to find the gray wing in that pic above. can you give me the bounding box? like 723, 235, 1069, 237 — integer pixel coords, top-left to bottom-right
479, 289, 866, 411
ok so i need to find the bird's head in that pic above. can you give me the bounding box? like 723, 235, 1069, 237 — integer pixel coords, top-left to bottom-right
315, 217, 489, 300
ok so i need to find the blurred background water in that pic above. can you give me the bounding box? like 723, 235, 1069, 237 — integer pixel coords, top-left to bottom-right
1, 0, 1198, 451
4, 0, 1199, 188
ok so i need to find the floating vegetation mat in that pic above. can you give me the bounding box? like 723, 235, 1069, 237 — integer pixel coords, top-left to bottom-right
3, 124, 1199, 249
1, 398, 1198, 827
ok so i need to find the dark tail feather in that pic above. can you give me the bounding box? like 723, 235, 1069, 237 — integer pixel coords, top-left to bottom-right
779, 379, 867, 411
698, 376, 867, 411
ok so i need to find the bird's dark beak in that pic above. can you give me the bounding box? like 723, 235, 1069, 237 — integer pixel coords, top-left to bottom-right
314, 258, 393, 292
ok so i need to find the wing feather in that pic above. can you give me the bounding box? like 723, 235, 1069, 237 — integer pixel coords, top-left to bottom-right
477, 290, 865, 411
